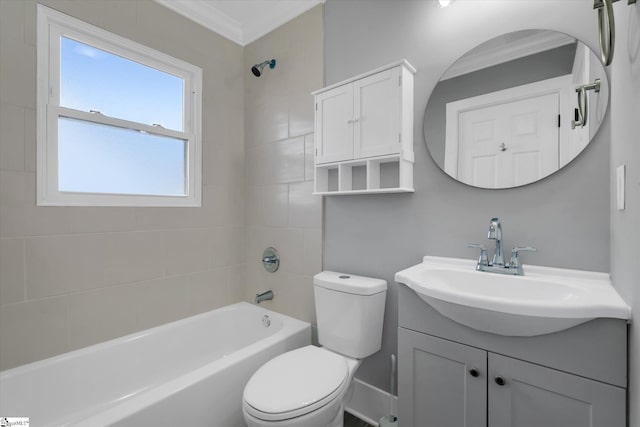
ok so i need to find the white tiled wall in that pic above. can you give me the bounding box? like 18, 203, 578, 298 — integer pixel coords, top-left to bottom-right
242, 6, 324, 325
0, 0, 245, 370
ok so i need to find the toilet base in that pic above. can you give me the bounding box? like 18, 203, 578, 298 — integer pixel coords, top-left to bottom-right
327, 404, 344, 427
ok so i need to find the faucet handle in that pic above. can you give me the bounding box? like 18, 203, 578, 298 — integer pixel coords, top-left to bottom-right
510, 246, 536, 268
466, 243, 489, 267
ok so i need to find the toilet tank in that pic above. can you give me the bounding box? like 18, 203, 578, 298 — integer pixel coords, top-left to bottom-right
313, 271, 387, 359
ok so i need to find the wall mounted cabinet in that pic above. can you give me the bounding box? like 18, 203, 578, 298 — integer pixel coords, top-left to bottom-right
397, 284, 627, 427
312, 60, 415, 195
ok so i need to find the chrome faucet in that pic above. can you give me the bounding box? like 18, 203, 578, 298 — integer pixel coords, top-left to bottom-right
255, 290, 274, 304
467, 218, 536, 276
488, 218, 505, 266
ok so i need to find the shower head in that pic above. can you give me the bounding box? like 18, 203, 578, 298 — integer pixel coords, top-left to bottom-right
251, 59, 276, 77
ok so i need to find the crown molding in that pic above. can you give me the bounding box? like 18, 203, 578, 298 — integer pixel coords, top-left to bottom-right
240, 1, 324, 45
442, 31, 576, 80
154, 0, 324, 46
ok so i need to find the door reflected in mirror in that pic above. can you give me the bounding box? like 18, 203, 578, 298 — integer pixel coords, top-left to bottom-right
424, 29, 608, 189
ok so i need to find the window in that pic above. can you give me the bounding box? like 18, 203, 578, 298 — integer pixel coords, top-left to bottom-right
37, 5, 202, 206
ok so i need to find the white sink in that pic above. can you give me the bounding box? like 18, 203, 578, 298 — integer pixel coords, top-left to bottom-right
395, 256, 631, 336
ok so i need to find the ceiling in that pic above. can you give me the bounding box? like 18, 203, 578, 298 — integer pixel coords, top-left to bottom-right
154, 0, 324, 46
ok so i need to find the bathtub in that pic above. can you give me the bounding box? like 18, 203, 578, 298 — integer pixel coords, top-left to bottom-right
0, 302, 310, 426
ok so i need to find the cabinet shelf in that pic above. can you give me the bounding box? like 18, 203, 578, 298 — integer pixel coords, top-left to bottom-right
312, 60, 415, 195
314, 188, 415, 196
313, 154, 413, 195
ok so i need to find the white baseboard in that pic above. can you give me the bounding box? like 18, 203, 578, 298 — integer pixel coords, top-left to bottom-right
345, 378, 397, 427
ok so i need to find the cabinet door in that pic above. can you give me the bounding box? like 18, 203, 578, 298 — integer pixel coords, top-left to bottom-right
315, 84, 354, 164
398, 328, 487, 427
489, 353, 625, 427
353, 67, 401, 159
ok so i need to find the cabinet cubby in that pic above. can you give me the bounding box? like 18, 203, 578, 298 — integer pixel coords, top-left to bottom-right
313, 154, 413, 195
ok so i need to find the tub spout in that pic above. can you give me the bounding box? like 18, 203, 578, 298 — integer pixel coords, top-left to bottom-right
255, 290, 274, 304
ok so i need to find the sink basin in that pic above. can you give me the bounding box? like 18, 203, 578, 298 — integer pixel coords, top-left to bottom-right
395, 256, 631, 336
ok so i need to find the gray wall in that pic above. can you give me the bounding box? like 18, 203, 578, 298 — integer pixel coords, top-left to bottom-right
609, 3, 640, 426
323, 0, 612, 393
426, 43, 577, 166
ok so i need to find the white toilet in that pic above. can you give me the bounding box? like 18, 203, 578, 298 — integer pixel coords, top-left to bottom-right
242, 271, 387, 427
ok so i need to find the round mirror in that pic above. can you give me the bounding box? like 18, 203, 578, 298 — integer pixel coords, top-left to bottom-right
424, 30, 609, 189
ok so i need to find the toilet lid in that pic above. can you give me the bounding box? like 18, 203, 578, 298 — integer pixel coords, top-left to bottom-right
243, 346, 349, 417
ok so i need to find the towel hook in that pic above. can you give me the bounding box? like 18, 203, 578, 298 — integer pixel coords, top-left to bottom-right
571, 79, 601, 129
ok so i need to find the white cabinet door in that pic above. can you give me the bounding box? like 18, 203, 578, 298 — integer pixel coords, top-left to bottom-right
315, 83, 354, 164
354, 67, 401, 159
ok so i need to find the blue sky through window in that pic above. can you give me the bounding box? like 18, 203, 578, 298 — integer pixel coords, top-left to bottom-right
58, 118, 186, 196
61, 37, 184, 130
58, 37, 187, 196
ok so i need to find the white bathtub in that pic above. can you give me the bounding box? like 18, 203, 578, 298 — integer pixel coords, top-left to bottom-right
0, 302, 311, 427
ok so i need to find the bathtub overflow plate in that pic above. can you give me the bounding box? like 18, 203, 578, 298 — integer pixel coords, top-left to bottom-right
262, 315, 271, 327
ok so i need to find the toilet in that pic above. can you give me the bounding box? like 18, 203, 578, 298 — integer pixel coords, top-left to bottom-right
242, 271, 387, 427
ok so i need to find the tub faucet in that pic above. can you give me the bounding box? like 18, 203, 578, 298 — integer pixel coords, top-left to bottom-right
488, 217, 505, 266
255, 290, 274, 304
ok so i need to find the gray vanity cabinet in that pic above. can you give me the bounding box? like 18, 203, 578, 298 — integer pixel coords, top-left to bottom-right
398, 285, 627, 427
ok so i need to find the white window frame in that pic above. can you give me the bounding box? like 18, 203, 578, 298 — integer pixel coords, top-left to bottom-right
36, 5, 202, 207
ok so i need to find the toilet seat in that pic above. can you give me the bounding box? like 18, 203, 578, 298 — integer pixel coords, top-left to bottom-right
243, 346, 349, 422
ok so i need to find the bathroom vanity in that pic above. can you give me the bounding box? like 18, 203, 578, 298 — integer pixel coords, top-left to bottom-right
397, 283, 627, 427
